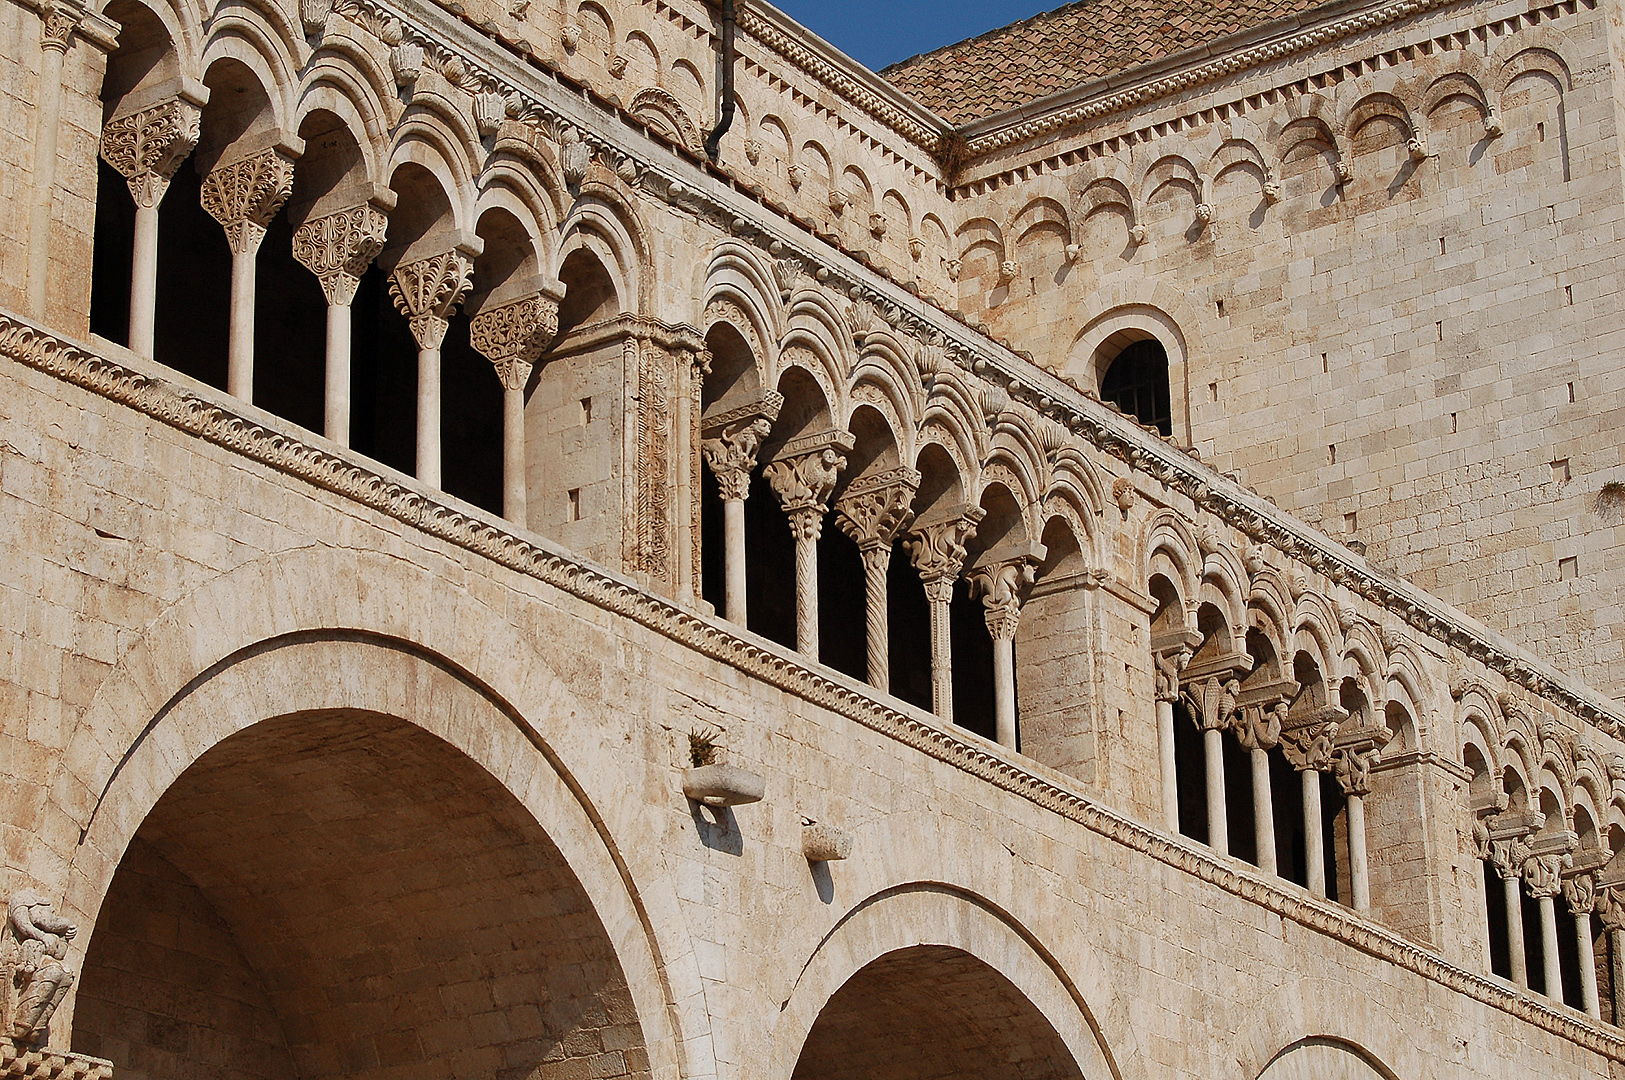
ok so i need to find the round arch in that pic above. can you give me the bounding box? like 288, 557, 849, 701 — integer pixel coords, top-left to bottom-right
1064, 282, 1208, 446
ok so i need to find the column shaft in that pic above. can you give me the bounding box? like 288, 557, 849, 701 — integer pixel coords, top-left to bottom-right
928, 592, 953, 722
1303, 771, 1325, 897
1204, 728, 1228, 856
1612, 928, 1624, 1021
417, 345, 441, 487
724, 497, 747, 623
1347, 793, 1370, 912
503, 384, 527, 524
325, 302, 351, 444
1156, 699, 1178, 832
28, 45, 65, 318
794, 534, 819, 658
1505, 875, 1528, 988
1578, 914, 1600, 1018
227, 247, 256, 400
129, 203, 160, 358
1252, 748, 1276, 874
992, 637, 1016, 749
1539, 894, 1562, 999
862, 545, 890, 692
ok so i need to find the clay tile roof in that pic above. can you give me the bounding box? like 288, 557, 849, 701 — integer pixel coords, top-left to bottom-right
880, 0, 1333, 125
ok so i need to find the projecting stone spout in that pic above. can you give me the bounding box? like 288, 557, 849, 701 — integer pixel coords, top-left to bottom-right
682, 763, 766, 806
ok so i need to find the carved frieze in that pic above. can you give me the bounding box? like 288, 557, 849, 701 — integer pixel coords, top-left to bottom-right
388, 251, 474, 349
201, 149, 296, 255
290, 205, 389, 306
99, 99, 201, 208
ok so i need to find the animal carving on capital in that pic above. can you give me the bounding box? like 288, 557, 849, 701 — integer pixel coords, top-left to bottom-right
2, 892, 77, 1047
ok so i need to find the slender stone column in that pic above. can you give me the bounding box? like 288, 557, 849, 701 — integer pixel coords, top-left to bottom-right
677, 347, 708, 604
967, 557, 1037, 750
99, 99, 201, 359
1333, 742, 1379, 911
1183, 676, 1240, 856
1283, 719, 1339, 898
291, 205, 389, 445
1565, 873, 1601, 1018
701, 415, 773, 623
28, 1, 88, 317
1601, 886, 1625, 1022
1152, 648, 1191, 832
469, 291, 560, 524
904, 507, 985, 722
389, 250, 475, 488
1490, 839, 1530, 988
836, 468, 920, 693
1237, 701, 1286, 874
1526, 855, 1565, 999
200, 149, 297, 401
763, 439, 849, 658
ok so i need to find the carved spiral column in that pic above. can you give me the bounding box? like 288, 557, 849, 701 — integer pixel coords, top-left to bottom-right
1183, 676, 1241, 856
1283, 717, 1340, 897
1152, 647, 1190, 832
99, 98, 201, 359
1565, 872, 1602, 1018
290, 204, 389, 445
1524, 852, 1566, 998
1488, 836, 1532, 988
1237, 701, 1287, 874
201, 149, 296, 401
469, 291, 560, 525
1333, 740, 1381, 911
967, 556, 1035, 750
388, 250, 474, 488
836, 468, 920, 695
29, 0, 89, 317
763, 437, 850, 658
904, 507, 984, 722
700, 413, 773, 623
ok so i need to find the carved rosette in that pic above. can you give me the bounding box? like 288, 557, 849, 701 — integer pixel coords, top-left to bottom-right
835, 467, 919, 554
1182, 676, 1241, 735
290, 205, 389, 306
99, 99, 201, 208
388, 251, 474, 350
904, 507, 985, 602
469, 292, 560, 390
701, 417, 772, 502
967, 558, 1036, 643
764, 448, 846, 543
1280, 719, 1340, 772
201, 149, 296, 255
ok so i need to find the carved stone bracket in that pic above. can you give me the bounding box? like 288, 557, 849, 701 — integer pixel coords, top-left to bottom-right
1280, 716, 1341, 772
967, 556, 1037, 643
201, 148, 296, 255
291, 204, 389, 306
701, 416, 773, 501
99, 98, 201, 208
389, 250, 474, 349
1182, 675, 1241, 735
835, 466, 920, 554
1235, 700, 1287, 752
764, 437, 850, 542
469, 291, 561, 390
905, 504, 985, 603
2, 893, 77, 1047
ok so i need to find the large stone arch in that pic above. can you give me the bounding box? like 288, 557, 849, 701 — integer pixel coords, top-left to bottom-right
39, 546, 701, 1080
1254, 1036, 1401, 1080
767, 883, 1121, 1080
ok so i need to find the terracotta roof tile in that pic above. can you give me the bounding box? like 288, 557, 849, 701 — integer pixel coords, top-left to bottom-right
880, 0, 1332, 125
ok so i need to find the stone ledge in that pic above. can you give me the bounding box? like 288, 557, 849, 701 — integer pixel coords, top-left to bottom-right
0, 1040, 113, 1080
2, 309, 1622, 1057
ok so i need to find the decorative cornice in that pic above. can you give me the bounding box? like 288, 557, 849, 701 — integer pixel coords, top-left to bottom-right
0, 310, 1622, 1059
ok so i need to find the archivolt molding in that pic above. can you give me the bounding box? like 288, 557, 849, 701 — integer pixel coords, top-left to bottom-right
3, 311, 1625, 1058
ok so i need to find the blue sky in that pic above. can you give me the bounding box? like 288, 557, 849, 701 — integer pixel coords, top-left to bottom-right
769, 1, 1056, 71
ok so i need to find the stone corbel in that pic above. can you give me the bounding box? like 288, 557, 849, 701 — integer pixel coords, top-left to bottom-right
468, 284, 564, 389
200, 145, 298, 255
290, 201, 392, 306
99, 97, 202, 208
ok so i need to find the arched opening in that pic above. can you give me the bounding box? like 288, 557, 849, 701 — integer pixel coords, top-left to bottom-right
1099, 339, 1171, 436
1468, 740, 1513, 981
72, 711, 648, 1080
1289, 651, 1342, 901
790, 945, 1083, 1080
699, 320, 771, 624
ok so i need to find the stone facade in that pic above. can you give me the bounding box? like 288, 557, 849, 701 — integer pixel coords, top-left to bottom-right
0, 0, 1624, 1078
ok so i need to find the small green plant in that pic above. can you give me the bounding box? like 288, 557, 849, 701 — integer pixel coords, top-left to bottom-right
688, 726, 721, 767
1596, 481, 1625, 525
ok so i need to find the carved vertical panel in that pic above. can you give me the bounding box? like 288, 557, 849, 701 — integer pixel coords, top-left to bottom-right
635, 337, 672, 584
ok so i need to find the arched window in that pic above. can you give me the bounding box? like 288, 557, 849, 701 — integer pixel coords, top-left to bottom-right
1100, 340, 1172, 436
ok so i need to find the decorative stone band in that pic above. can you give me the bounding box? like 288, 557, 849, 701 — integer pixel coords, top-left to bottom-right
0, 1041, 111, 1080
201, 149, 297, 256
1, 311, 1623, 1059
290, 205, 389, 307
99, 98, 201, 209
469, 292, 561, 390
388, 251, 474, 350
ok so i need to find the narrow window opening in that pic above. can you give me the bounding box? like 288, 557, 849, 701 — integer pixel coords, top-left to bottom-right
1215, 299, 1225, 317
1568, 382, 1577, 403
568, 488, 582, 521
1321, 353, 1329, 373
1451, 412, 1458, 434
1436, 321, 1443, 341
1560, 556, 1578, 580
1538, 122, 1546, 142
1099, 339, 1173, 437
1548, 205, 1556, 224
1208, 381, 1219, 403
1329, 444, 1337, 465
1439, 237, 1446, 256
1565, 285, 1573, 305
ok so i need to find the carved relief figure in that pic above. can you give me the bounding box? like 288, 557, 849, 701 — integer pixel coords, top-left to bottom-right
3, 892, 77, 1046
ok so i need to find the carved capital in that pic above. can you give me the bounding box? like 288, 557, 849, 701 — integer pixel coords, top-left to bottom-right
1488, 837, 1528, 881
99, 99, 201, 209
201, 149, 296, 255
1333, 744, 1377, 796
701, 417, 772, 501
389, 251, 474, 350
1280, 719, 1340, 772
1565, 872, 1598, 916
764, 448, 845, 518
1600, 885, 1625, 932
469, 292, 560, 386
967, 558, 1035, 642
6, 892, 78, 1045
39, 0, 88, 52
835, 467, 920, 551
1153, 647, 1191, 704
1183, 675, 1241, 735
1235, 700, 1287, 752
904, 506, 985, 587
1523, 853, 1566, 899
291, 205, 389, 306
